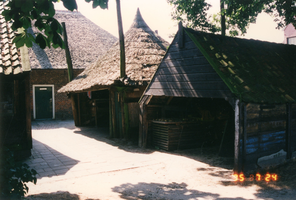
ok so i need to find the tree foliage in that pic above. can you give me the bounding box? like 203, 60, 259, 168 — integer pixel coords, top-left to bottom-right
167, 0, 296, 36
1, 0, 108, 49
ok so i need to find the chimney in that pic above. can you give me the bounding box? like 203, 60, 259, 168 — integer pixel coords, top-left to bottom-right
155, 30, 158, 34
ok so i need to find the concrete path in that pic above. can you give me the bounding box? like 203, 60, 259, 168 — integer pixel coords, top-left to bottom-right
24, 120, 296, 200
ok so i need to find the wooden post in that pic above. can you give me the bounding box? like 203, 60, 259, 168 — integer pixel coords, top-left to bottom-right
220, 1, 226, 36
110, 89, 116, 138
286, 103, 292, 159
70, 94, 79, 126
25, 73, 32, 149
116, 0, 126, 78
77, 94, 81, 126
234, 99, 241, 172
120, 91, 125, 138
142, 105, 148, 148
139, 103, 144, 147
62, 22, 74, 82
242, 103, 247, 171
178, 22, 184, 49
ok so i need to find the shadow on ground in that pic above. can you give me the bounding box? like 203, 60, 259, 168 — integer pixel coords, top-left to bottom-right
112, 182, 249, 200
219, 159, 296, 199
24, 139, 79, 179
24, 191, 99, 200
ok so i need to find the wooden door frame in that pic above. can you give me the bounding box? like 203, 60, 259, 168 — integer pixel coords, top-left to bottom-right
33, 84, 55, 119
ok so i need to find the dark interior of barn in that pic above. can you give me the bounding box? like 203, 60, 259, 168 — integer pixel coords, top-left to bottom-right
92, 90, 109, 127
149, 97, 234, 157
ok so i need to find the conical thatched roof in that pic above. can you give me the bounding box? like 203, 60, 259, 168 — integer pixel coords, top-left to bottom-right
58, 8, 169, 93
29, 10, 117, 69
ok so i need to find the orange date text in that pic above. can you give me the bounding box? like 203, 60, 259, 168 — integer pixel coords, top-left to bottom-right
232, 173, 278, 182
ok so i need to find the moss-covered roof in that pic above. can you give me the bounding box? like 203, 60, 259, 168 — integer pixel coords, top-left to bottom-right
185, 28, 296, 104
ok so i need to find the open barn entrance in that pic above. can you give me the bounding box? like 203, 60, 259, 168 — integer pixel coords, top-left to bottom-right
148, 97, 234, 157
92, 90, 109, 127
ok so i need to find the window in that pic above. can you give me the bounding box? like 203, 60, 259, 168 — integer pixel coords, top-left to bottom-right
287, 37, 296, 45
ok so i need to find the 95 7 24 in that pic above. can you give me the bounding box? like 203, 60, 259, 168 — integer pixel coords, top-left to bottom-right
233, 173, 278, 182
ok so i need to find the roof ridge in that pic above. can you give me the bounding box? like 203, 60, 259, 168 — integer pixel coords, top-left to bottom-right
129, 8, 150, 30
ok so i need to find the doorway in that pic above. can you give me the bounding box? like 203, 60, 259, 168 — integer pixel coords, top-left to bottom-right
33, 85, 55, 119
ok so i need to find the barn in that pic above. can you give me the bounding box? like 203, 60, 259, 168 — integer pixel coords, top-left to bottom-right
139, 23, 296, 172
58, 9, 169, 140
29, 10, 116, 120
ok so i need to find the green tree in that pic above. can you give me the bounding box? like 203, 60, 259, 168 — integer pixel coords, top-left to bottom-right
1, 0, 126, 77
167, 0, 296, 36
1, 0, 108, 48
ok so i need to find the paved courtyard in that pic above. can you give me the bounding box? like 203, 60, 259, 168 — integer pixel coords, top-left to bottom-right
24, 120, 296, 200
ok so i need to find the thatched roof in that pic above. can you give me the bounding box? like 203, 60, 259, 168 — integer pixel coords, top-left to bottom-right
0, 1, 30, 75
58, 8, 169, 93
29, 10, 117, 69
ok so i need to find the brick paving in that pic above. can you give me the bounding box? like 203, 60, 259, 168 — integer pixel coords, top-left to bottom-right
25, 120, 162, 183
23, 120, 296, 200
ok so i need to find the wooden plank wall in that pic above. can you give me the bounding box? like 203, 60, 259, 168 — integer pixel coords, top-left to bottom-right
244, 104, 287, 168
145, 32, 232, 99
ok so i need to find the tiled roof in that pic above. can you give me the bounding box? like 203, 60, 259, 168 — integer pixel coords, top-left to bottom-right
0, 1, 28, 75
185, 28, 296, 104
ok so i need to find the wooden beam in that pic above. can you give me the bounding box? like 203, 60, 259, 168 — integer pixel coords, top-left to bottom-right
25, 73, 32, 149
71, 94, 79, 126
286, 103, 292, 159
242, 103, 247, 171
62, 22, 74, 82
234, 99, 241, 173
143, 105, 148, 148
77, 94, 81, 126
120, 92, 125, 138
178, 21, 184, 49
110, 90, 116, 138
166, 96, 173, 105
116, 0, 126, 78
139, 103, 144, 147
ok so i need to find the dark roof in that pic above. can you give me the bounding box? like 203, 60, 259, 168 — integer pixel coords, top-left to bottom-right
145, 27, 296, 104
58, 8, 169, 93
29, 10, 117, 70
0, 2, 30, 75
185, 28, 296, 103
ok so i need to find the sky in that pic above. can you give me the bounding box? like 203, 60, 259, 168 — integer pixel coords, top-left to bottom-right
54, 0, 284, 43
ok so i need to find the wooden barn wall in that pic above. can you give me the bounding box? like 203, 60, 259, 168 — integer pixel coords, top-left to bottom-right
292, 103, 296, 155
145, 105, 162, 147
126, 86, 146, 138
77, 92, 93, 126
0, 73, 32, 158
244, 103, 287, 168
145, 32, 232, 99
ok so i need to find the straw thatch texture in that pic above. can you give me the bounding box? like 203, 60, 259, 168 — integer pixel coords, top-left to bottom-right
29, 10, 117, 69
58, 8, 169, 93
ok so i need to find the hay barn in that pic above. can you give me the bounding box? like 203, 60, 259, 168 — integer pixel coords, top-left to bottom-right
0, 1, 32, 158
59, 9, 169, 140
29, 10, 117, 120
139, 23, 296, 172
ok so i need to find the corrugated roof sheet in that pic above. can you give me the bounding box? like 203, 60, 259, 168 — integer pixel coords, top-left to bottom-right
58, 8, 169, 93
185, 28, 296, 104
0, 1, 29, 75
